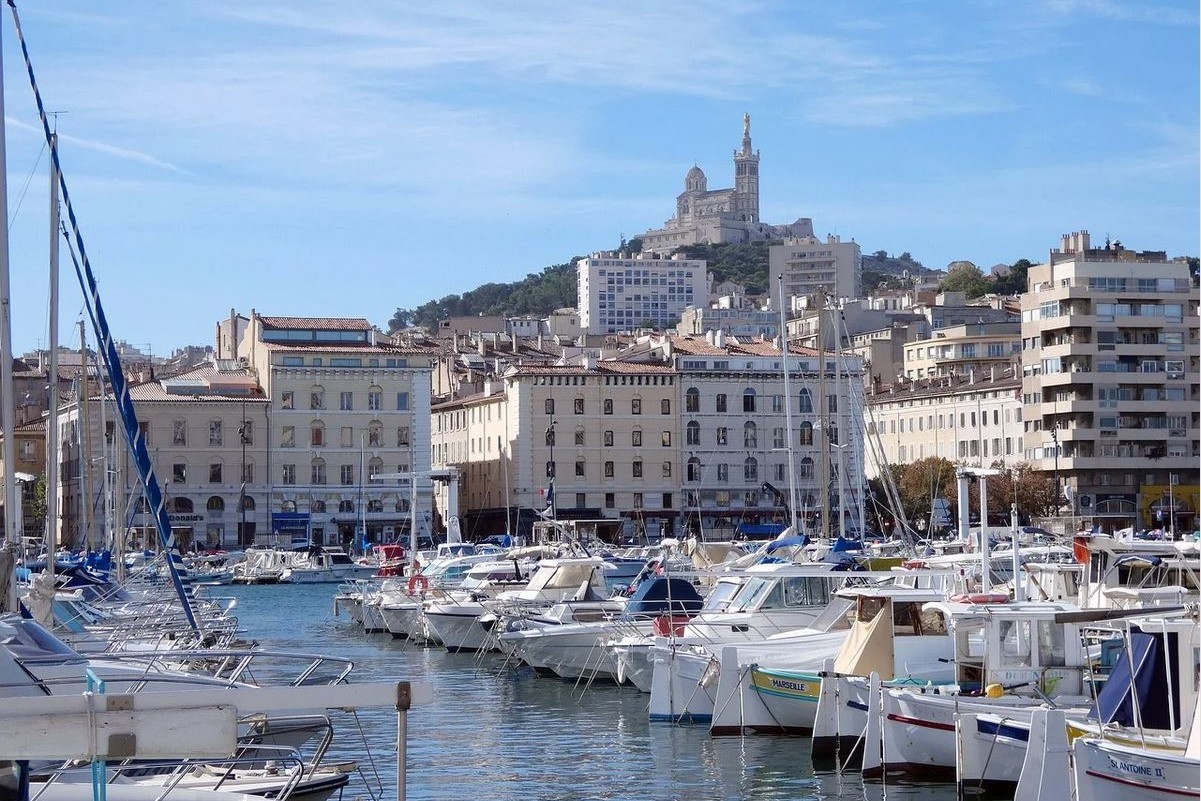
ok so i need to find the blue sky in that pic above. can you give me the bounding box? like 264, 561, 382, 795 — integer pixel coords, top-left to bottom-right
3, 0, 1197, 354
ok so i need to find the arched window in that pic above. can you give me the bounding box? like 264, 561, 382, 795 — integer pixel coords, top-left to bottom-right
743, 421, 757, 448
686, 420, 700, 445
368, 457, 384, 479
799, 421, 813, 446
172, 497, 193, 513
743, 457, 758, 481
281, 499, 297, 513
798, 388, 813, 414
686, 457, 701, 482
367, 499, 383, 513
338, 499, 354, 513
799, 457, 814, 480
742, 388, 756, 412
574, 427, 585, 446
685, 387, 700, 413
206, 496, 224, 513
239, 495, 256, 512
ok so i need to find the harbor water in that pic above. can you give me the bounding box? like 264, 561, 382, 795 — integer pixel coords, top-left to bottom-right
221, 583, 959, 801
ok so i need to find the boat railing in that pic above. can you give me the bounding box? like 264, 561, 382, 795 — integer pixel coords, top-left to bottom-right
30, 744, 308, 801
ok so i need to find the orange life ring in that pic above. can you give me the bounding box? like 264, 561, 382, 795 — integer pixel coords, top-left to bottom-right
407, 574, 429, 595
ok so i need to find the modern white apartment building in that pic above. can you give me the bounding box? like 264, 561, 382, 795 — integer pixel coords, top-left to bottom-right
864, 367, 1024, 479
769, 234, 862, 302
238, 314, 436, 545
577, 252, 707, 333
1019, 232, 1199, 529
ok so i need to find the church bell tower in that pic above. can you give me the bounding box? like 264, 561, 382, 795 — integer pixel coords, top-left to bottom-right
733, 112, 760, 223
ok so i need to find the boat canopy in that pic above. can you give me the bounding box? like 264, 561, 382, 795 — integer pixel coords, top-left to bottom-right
737, 523, 787, 537
1091, 627, 1180, 729
625, 577, 703, 615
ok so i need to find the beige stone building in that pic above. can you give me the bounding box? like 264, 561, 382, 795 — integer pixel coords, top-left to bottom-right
237, 314, 437, 545
432, 360, 681, 539
0, 419, 48, 540
901, 321, 1020, 379
864, 367, 1024, 479
1019, 231, 1200, 528
55, 363, 269, 549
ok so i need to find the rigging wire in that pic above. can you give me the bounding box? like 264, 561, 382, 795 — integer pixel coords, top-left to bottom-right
7, 137, 43, 230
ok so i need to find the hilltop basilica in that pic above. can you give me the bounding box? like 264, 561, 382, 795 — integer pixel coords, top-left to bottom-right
638, 114, 813, 254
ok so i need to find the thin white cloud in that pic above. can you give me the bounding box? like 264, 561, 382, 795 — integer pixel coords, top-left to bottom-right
1041, 0, 1197, 25
4, 116, 187, 174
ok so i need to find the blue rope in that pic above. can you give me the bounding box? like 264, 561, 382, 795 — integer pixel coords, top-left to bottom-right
7, 0, 198, 632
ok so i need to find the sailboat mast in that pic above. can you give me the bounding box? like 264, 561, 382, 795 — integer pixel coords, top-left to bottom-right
78, 320, 93, 551
46, 132, 60, 571
0, 18, 17, 548
775, 275, 799, 533
94, 347, 112, 551
816, 288, 830, 540
833, 276, 847, 541
502, 442, 511, 537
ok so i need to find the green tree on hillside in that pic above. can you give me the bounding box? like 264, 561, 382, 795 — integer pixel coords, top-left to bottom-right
939, 262, 991, 298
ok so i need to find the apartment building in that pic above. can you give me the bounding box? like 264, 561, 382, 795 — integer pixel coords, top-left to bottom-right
0, 419, 49, 540
577, 252, 707, 333
769, 234, 862, 302
1019, 232, 1200, 528
238, 314, 436, 545
676, 303, 779, 339
431, 360, 681, 539
664, 334, 866, 537
54, 363, 269, 549
902, 322, 1021, 379
863, 367, 1024, 479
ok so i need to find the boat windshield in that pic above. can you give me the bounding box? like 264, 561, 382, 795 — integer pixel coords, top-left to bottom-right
528, 564, 598, 591
727, 578, 782, 612
702, 581, 740, 612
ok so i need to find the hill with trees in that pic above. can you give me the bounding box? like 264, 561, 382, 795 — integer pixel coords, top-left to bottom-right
385, 241, 1048, 333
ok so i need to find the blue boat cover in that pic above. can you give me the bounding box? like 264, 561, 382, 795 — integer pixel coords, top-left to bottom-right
1091, 628, 1179, 729
625, 577, 703, 615
831, 536, 863, 552
738, 523, 787, 537
765, 534, 808, 553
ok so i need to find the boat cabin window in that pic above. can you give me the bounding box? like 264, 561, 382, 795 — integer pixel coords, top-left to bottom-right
702, 581, 740, 612
782, 576, 832, 607
891, 602, 930, 635
919, 607, 948, 635
857, 596, 886, 623
571, 608, 612, 623
998, 619, 1033, 667
1036, 620, 1067, 667
329, 552, 353, 565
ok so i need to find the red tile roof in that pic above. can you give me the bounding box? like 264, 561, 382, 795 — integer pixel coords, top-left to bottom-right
258, 316, 372, 331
